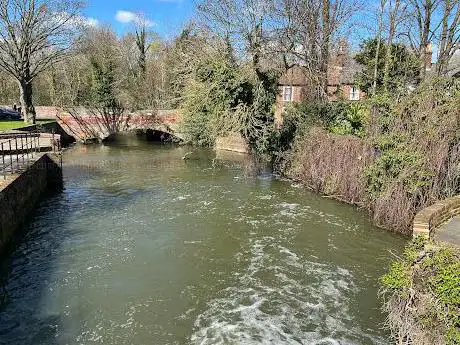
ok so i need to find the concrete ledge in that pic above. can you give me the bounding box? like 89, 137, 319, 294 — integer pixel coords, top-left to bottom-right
215, 134, 249, 154
0, 154, 62, 255
412, 195, 460, 238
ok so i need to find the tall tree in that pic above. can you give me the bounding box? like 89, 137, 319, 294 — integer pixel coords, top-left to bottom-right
275, 0, 359, 100
405, 0, 441, 79
372, 0, 387, 95
355, 38, 419, 94
436, 0, 460, 75
134, 14, 156, 79
0, 0, 83, 123
383, 0, 404, 91
197, 0, 274, 87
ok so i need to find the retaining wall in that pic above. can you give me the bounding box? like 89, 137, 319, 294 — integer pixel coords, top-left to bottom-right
215, 134, 250, 154
412, 195, 460, 238
0, 154, 62, 255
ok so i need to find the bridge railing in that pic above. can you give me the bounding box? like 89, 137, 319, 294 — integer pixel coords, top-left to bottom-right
0, 132, 61, 178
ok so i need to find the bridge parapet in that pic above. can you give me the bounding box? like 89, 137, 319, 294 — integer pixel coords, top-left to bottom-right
53, 108, 182, 142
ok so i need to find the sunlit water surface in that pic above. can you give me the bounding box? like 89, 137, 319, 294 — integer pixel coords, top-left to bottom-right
0, 135, 406, 345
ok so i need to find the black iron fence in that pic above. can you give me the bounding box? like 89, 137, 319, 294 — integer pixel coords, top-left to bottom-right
0, 132, 61, 177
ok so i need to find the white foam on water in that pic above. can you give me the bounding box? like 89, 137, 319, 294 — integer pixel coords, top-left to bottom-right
191, 235, 387, 345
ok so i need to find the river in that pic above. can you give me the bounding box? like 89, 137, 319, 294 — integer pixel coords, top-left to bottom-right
0, 135, 406, 345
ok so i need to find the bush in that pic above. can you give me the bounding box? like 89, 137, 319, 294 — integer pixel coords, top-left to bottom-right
381, 238, 460, 345
179, 53, 277, 151
364, 77, 460, 232
284, 127, 372, 203
280, 77, 460, 233
269, 101, 368, 166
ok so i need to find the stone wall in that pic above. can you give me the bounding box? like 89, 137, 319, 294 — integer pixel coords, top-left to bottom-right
0, 154, 62, 255
413, 195, 460, 238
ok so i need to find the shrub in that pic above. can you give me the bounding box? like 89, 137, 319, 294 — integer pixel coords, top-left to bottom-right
179, 53, 277, 152
284, 127, 373, 204
328, 102, 368, 137
381, 238, 460, 345
281, 77, 460, 233
365, 77, 460, 232
269, 101, 368, 166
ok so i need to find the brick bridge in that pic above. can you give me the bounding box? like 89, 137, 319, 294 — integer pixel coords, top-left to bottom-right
33, 107, 183, 142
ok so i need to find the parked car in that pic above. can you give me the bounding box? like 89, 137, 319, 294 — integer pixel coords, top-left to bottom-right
0, 108, 21, 120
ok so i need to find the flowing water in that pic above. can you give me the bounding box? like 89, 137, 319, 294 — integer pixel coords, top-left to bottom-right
0, 135, 406, 345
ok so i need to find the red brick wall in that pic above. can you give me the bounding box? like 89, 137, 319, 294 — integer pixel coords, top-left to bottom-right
275, 86, 307, 128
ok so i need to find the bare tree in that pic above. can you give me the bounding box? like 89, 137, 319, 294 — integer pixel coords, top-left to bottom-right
197, 0, 274, 86
383, 0, 405, 91
275, 0, 360, 100
436, 0, 460, 75
0, 0, 83, 123
372, 0, 387, 95
405, 0, 441, 79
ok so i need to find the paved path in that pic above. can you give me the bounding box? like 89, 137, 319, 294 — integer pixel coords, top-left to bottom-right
435, 216, 460, 246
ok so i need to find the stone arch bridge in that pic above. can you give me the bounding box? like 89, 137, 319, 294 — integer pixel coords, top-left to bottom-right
34, 107, 183, 143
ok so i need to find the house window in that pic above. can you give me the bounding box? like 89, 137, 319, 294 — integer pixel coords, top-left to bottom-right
283, 86, 293, 102
350, 86, 360, 101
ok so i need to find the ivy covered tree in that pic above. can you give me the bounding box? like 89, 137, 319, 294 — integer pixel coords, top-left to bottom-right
176, 30, 277, 152
354, 38, 420, 95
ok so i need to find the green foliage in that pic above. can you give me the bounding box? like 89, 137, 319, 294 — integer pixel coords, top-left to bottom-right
269, 102, 333, 156
355, 38, 420, 94
328, 102, 368, 137
90, 58, 119, 108
363, 77, 460, 229
364, 147, 430, 200
380, 260, 411, 290
381, 239, 460, 345
179, 51, 277, 151
270, 101, 368, 161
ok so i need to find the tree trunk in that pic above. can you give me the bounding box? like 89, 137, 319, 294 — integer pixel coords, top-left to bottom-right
138, 50, 146, 78
383, 0, 400, 92
18, 80, 36, 124
419, 0, 433, 80
373, 0, 387, 95
320, 0, 331, 99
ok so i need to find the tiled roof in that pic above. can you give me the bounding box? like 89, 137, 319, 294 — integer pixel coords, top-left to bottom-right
279, 55, 363, 86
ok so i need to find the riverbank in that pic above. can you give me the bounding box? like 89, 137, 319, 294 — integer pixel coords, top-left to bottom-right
0, 153, 62, 256
380, 238, 460, 345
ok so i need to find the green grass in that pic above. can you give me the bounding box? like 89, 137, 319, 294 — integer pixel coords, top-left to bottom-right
0, 120, 55, 131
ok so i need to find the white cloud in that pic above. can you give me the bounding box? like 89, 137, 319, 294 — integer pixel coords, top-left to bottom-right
115, 10, 136, 24
115, 10, 155, 27
54, 12, 99, 28
84, 17, 99, 27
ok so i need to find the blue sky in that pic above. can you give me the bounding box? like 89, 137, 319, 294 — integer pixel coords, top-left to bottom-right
83, 0, 195, 38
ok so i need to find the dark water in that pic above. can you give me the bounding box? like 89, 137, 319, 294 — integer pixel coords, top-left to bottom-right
0, 135, 406, 345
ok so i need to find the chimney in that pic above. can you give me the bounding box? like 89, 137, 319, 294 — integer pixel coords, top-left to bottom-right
425, 43, 433, 71
337, 40, 346, 68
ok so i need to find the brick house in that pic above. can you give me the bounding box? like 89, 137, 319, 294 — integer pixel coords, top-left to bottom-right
275, 45, 364, 127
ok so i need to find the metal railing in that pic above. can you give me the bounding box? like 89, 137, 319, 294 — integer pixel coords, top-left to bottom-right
0, 132, 60, 178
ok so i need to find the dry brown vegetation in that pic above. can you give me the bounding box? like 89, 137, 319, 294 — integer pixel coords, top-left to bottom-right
286, 127, 373, 204
284, 78, 460, 234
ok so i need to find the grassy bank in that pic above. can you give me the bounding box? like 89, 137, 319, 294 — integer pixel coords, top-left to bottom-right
0, 120, 55, 131
380, 238, 460, 344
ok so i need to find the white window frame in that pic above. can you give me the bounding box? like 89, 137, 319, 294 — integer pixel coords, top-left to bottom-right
350, 86, 360, 101
283, 86, 293, 102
